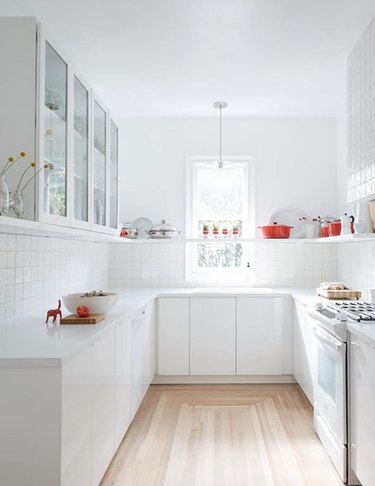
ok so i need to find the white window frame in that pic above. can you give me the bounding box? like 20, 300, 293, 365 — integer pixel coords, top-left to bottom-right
185, 156, 255, 283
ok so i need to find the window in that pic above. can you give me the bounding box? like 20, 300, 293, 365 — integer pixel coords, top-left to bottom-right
186, 157, 254, 281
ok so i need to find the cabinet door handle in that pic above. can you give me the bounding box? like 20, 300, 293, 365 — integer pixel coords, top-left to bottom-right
352, 339, 375, 348
131, 310, 147, 320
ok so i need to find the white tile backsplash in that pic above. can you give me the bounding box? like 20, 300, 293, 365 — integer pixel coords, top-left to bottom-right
0, 234, 109, 320
4, 232, 372, 321
337, 241, 375, 292
108, 242, 338, 289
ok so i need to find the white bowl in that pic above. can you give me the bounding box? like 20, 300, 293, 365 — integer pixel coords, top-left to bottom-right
62, 292, 118, 315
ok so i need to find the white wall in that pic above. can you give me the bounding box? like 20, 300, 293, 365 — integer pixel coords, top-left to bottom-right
0, 0, 24, 16
117, 117, 338, 232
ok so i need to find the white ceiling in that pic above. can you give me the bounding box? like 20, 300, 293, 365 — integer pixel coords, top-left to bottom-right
10, 0, 375, 117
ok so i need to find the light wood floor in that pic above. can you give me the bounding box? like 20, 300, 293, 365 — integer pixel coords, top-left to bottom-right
101, 384, 343, 486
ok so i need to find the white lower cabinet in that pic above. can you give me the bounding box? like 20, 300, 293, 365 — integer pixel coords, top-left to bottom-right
157, 296, 293, 377
62, 327, 115, 486
130, 303, 154, 419
293, 300, 314, 404
190, 297, 236, 375
91, 328, 116, 486
62, 345, 92, 486
237, 297, 292, 375
60, 304, 154, 486
114, 319, 131, 449
350, 333, 375, 486
158, 298, 189, 375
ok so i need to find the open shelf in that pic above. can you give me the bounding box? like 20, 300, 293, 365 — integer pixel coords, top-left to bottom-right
1, 216, 375, 245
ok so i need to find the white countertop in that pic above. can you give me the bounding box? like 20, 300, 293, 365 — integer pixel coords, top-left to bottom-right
346, 321, 375, 345
2, 286, 363, 368
0, 289, 157, 368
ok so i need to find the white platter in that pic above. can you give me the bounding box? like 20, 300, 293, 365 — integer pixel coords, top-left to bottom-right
269, 207, 309, 238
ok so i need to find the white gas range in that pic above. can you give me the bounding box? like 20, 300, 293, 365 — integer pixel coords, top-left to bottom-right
308, 300, 375, 485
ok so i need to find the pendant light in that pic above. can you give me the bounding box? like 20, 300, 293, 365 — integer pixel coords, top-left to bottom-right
214, 101, 227, 168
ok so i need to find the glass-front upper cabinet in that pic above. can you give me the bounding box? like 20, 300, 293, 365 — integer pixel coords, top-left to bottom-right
44, 42, 67, 218
73, 76, 89, 225
109, 120, 119, 229
93, 100, 106, 227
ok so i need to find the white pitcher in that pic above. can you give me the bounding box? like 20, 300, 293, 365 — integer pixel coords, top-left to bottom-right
355, 202, 373, 233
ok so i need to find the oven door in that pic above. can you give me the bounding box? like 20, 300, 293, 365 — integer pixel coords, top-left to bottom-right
312, 322, 347, 443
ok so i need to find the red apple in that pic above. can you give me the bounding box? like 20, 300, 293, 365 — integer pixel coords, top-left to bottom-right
76, 305, 90, 318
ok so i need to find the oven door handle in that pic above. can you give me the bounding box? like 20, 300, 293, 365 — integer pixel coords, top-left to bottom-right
312, 326, 344, 351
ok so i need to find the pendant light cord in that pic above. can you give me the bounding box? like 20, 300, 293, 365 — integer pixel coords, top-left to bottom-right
219, 104, 222, 163
213, 101, 227, 168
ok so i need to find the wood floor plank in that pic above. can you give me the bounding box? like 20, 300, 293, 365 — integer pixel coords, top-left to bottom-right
100, 384, 343, 486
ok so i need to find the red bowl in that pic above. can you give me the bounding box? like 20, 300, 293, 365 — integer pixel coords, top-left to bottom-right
258, 225, 293, 239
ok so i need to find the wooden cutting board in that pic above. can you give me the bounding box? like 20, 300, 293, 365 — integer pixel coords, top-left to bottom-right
60, 314, 105, 324
316, 288, 361, 300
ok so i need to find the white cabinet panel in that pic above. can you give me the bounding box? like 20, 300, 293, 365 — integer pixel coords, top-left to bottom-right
91, 327, 115, 486
115, 319, 131, 449
237, 297, 282, 375
293, 301, 314, 404
190, 298, 236, 375
350, 334, 375, 486
62, 344, 92, 486
158, 298, 189, 375
130, 303, 153, 419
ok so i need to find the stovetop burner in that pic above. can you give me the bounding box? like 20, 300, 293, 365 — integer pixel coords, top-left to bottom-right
327, 301, 375, 322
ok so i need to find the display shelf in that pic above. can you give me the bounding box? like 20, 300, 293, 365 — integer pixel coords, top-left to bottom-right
1, 217, 375, 245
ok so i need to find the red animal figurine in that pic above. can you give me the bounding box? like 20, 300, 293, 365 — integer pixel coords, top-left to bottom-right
45, 300, 62, 324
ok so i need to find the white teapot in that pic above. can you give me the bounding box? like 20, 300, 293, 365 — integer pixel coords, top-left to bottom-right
340, 213, 354, 235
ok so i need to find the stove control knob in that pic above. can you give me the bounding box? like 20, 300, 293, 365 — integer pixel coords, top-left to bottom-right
336, 312, 347, 322
315, 302, 323, 311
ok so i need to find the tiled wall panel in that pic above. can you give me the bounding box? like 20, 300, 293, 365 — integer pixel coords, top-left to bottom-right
337, 241, 375, 292
0, 234, 109, 320
348, 16, 375, 202
109, 242, 338, 289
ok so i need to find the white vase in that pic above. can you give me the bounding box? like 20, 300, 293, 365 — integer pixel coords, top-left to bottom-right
0, 175, 9, 215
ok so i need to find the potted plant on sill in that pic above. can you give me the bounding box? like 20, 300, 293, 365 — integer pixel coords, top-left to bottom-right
213, 224, 219, 238
202, 224, 209, 238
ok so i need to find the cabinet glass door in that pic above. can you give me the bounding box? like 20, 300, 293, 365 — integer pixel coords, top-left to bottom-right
44, 42, 67, 216
93, 101, 106, 226
73, 77, 89, 222
109, 120, 118, 229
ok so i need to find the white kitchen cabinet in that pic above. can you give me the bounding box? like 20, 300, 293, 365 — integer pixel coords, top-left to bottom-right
293, 300, 314, 404
158, 298, 189, 375
71, 74, 90, 230
190, 297, 236, 375
114, 319, 132, 449
91, 327, 115, 486
109, 120, 119, 232
0, 17, 38, 221
237, 297, 292, 375
130, 303, 154, 419
62, 325, 115, 486
350, 333, 375, 486
0, 18, 119, 233
62, 344, 92, 486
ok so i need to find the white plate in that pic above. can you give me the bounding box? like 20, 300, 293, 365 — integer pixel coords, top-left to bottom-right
269, 207, 309, 238
132, 217, 153, 238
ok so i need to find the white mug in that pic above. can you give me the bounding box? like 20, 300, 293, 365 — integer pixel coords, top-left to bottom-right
368, 288, 375, 303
